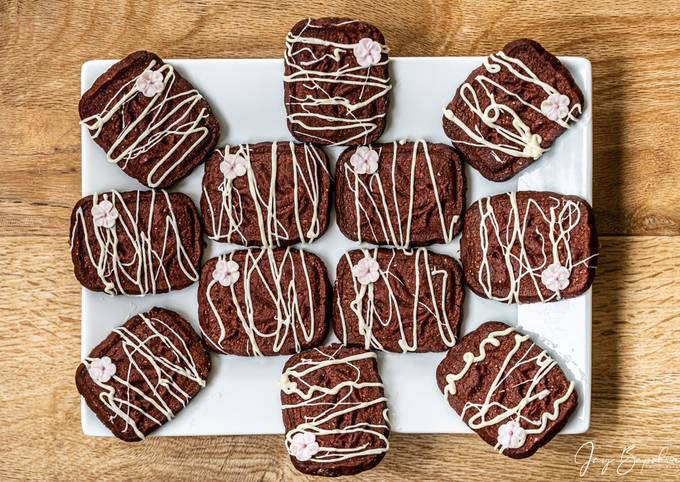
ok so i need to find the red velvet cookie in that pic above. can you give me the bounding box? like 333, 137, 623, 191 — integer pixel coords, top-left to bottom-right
461, 191, 598, 303
333, 248, 463, 352
436, 321, 578, 458
69, 190, 202, 295
335, 141, 465, 247
80, 51, 220, 188
200, 142, 332, 247
281, 344, 390, 476
76, 307, 211, 442
198, 248, 330, 356
442, 39, 584, 181
284, 18, 391, 145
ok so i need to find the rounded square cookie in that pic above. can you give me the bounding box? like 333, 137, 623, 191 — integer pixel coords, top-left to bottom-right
461, 191, 598, 303
198, 248, 331, 356
436, 321, 578, 458
79, 50, 220, 188
281, 344, 390, 476
335, 140, 465, 247
200, 142, 332, 247
283, 18, 391, 145
442, 39, 584, 181
69, 190, 202, 295
76, 307, 211, 442
333, 247, 463, 352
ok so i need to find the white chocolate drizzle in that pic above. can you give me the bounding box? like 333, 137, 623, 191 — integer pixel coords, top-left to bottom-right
70, 190, 199, 295
340, 140, 460, 247
81, 59, 211, 187
337, 248, 458, 352
203, 142, 329, 247
442, 325, 575, 454
475, 192, 596, 303
283, 18, 392, 145
83, 312, 206, 440
443, 50, 581, 163
202, 248, 320, 356
281, 346, 390, 463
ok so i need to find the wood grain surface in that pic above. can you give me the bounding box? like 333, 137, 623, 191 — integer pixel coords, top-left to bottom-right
1, 1, 679, 480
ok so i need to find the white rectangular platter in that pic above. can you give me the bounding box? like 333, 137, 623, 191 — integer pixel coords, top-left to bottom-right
81, 55, 592, 436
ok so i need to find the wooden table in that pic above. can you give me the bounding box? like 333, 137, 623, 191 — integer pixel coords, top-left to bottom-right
2, 1, 679, 480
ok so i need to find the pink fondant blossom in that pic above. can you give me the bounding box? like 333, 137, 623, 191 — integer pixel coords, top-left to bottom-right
352, 256, 380, 285
289, 432, 320, 461
540, 93, 570, 121
212, 259, 240, 287
541, 262, 571, 292
497, 420, 526, 449
219, 154, 248, 180
91, 199, 119, 229
88, 356, 116, 383
353, 38, 382, 67
350, 146, 379, 175
134, 69, 164, 97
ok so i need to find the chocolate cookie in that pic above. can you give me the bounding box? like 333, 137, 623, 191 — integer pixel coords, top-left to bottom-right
200, 142, 332, 247
333, 248, 463, 352
436, 321, 578, 458
198, 248, 330, 356
281, 344, 390, 476
283, 18, 391, 145
80, 51, 220, 188
442, 39, 584, 182
69, 190, 202, 295
335, 140, 465, 247
461, 191, 598, 303
76, 307, 211, 442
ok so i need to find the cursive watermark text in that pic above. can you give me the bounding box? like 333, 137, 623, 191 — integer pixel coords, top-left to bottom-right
575, 441, 680, 477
